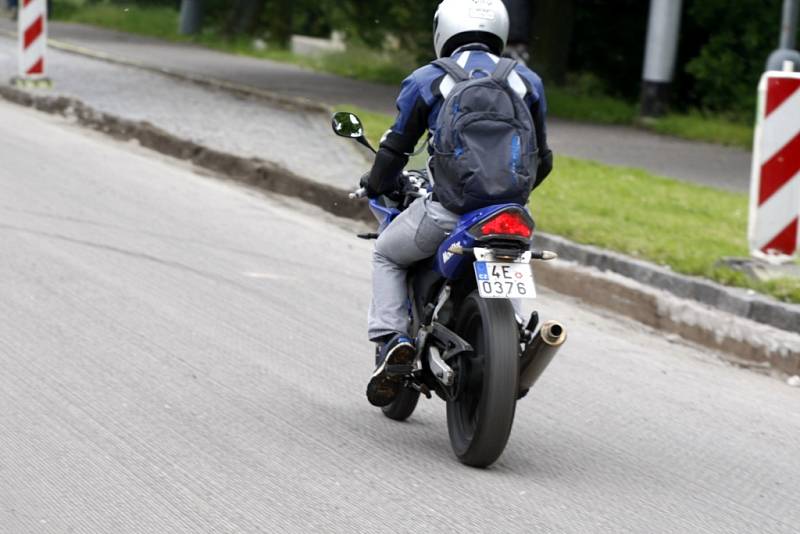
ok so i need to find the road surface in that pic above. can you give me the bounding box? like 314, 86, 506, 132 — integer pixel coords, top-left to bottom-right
1, 101, 799, 533
0, 20, 753, 192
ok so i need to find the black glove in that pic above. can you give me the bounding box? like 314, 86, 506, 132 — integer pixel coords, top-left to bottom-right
360, 171, 410, 201
385, 173, 412, 203
359, 171, 379, 199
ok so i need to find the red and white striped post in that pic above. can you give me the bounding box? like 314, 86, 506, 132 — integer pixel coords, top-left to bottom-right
748, 68, 800, 260
14, 0, 50, 87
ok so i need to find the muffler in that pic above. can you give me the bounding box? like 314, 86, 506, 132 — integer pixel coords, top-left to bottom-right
518, 321, 567, 398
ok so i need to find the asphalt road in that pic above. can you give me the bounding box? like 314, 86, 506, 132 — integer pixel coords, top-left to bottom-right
1, 101, 799, 533
0, 20, 752, 192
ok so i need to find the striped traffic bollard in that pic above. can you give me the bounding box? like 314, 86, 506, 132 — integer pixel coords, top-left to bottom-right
12, 0, 51, 88
748, 68, 800, 260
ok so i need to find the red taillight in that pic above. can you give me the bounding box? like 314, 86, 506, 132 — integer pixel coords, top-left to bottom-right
479, 211, 533, 238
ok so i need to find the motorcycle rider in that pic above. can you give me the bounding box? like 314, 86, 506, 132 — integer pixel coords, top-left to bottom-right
364, 0, 553, 406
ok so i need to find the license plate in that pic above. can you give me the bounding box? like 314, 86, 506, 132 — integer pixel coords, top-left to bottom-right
474, 261, 536, 299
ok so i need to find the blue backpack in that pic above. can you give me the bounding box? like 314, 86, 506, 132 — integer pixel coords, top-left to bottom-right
430, 57, 539, 214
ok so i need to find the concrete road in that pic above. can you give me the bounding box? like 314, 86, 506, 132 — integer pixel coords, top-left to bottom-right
0, 20, 752, 192
1, 101, 799, 534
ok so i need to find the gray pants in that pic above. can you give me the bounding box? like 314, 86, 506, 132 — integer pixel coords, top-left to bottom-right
368, 196, 460, 341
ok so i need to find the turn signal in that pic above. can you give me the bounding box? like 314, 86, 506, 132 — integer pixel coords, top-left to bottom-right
479, 211, 533, 238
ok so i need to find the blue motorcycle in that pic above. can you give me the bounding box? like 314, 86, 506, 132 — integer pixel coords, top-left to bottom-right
332, 112, 567, 467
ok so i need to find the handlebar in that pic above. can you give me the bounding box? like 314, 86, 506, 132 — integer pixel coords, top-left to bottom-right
349, 188, 367, 199
349, 169, 429, 201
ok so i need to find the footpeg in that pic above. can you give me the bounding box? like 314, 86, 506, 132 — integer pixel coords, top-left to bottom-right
385, 363, 415, 376
521, 311, 539, 344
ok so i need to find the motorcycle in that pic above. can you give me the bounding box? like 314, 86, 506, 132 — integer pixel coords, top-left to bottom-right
332, 111, 567, 468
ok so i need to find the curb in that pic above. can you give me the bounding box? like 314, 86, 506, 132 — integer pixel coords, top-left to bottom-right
534, 260, 800, 376
2, 73, 798, 377
534, 234, 800, 334
0, 85, 371, 224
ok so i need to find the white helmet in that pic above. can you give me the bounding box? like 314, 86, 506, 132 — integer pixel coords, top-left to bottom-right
433, 0, 510, 59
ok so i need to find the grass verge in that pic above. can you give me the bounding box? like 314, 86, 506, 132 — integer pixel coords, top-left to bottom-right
644, 112, 754, 148
532, 158, 798, 304
546, 86, 637, 125
337, 107, 798, 304
52, 1, 754, 149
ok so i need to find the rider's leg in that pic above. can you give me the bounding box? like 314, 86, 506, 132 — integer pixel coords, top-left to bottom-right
366, 196, 458, 406
368, 196, 458, 341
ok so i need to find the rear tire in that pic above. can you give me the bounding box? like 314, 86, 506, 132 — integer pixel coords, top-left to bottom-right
382, 386, 420, 421
447, 292, 519, 467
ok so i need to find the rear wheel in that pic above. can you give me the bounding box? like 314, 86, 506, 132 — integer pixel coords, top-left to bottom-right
382, 386, 420, 421
447, 292, 519, 467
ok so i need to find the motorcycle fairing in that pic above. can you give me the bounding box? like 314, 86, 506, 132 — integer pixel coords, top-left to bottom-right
368, 198, 401, 233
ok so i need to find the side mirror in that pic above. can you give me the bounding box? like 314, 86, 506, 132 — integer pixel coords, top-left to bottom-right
332, 112, 364, 138
331, 111, 376, 153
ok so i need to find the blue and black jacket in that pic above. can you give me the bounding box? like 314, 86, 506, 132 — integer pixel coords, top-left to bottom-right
367, 43, 553, 197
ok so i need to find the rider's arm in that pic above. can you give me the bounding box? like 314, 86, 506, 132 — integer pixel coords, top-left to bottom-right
524, 73, 554, 189
365, 75, 430, 197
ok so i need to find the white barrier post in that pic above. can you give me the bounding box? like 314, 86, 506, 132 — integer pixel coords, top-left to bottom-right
13, 0, 51, 88
748, 66, 800, 261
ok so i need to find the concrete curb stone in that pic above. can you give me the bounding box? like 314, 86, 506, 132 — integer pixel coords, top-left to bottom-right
0, 85, 371, 223
534, 260, 800, 376
534, 234, 800, 333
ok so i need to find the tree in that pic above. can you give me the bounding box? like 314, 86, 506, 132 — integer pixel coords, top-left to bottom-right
531, 0, 575, 85
682, 0, 786, 116
226, 0, 266, 36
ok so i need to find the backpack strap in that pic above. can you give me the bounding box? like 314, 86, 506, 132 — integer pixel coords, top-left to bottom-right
491, 58, 518, 83
432, 58, 470, 83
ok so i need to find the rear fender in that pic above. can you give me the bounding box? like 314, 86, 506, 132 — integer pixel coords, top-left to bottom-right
436, 203, 526, 279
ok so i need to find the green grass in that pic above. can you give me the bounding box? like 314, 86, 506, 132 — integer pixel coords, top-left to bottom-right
546, 86, 638, 125
532, 156, 748, 275
532, 157, 799, 303
311, 48, 416, 86
52, 1, 754, 148
645, 112, 754, 148
55, 2, 180, 39
547, 89, 754, 148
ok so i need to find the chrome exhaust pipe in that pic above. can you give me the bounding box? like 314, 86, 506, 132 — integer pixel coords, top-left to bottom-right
518, 321, 566, 398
